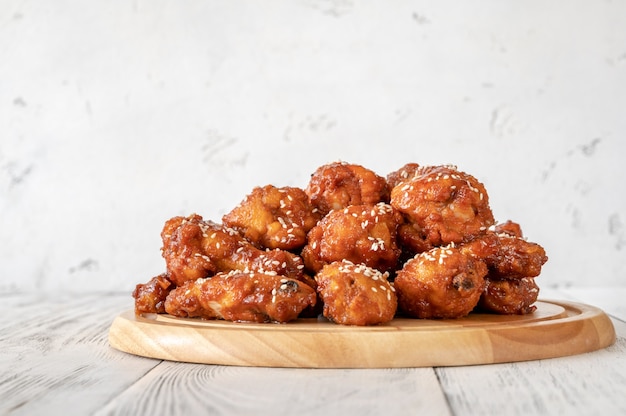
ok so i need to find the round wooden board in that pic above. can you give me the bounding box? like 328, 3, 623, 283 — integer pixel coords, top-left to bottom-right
108, 300, 616, 368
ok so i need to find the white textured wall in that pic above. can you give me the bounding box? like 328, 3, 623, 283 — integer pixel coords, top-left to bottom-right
1, 0, 625, 293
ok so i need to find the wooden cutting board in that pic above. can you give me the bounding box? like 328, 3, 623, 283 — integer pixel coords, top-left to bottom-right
108, 300, 615, 368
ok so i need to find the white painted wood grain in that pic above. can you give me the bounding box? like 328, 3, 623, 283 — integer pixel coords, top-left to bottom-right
94, 362, 451, 416
0, 293, 159, 415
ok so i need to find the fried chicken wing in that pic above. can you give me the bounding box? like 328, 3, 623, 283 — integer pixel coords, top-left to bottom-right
164, 271, 317, 323
305, 161, 390, 216
490, 234, 548, 278
315, 260, 397, 326
394, 245, 488, 318
478, 276, 539, 315
223, 185, 321, 251
160, 215, 218, 286
162, 214, 311, 287
132, 273, 174, 314
461, 229, 548, 279
390, 165, 495, 250
301, 202, 402, 274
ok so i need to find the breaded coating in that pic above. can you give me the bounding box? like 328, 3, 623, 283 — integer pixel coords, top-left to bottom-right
315, 260, 397, 326
161, 214, 311, 287
305, 161, 390, 216
478, 276, 539, 315
132, 273, 174, 314
390, 165, 495, 249
461, 231, 548, 279
395, 245, 488, 318
301, 202, 402, 274
164, 271, 317, 323
222, 185, 321, 251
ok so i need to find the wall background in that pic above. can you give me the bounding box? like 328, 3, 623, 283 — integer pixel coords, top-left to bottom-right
1, 0, 625, 294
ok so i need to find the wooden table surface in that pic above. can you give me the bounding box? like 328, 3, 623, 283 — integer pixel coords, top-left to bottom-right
1, 286, 625, 416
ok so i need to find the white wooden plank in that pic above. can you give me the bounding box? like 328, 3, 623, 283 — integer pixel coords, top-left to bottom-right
436, 316, 626, 415
0, 293, 159, 415
94, 362, 451, 416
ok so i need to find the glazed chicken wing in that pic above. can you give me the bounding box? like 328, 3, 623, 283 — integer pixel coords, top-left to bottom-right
132, 273, 174, 314
461, 228, 548, 279
161, 214, 311, 287
390, 165, 495, 250
164, 271, 317, 323
478, 276, 540, 315
301, 203, 403, 274
394, 245, 488, 318
223, 185, 321, 251
305, 161, 390, 216
315, 260, 397, 326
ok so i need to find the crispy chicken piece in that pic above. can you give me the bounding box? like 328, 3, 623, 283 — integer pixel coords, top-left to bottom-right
461, 230, 548, 279
315, 260, 397, 326
301, 203, 403, 274
161, 214, 312, 287
132, 273, 174, 314
478, 276, 539, 315
160, 215, 217, 286
305, 161, 390, 216
164, 271, 317, 323
394, 245, 488, 318
390, 165, 495, 250
223, 185, 321, 251
489, 234, 548, 278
